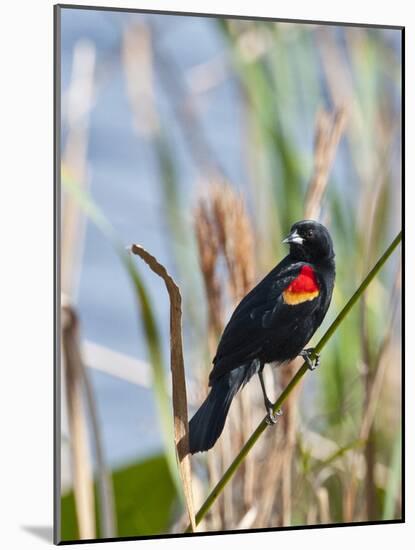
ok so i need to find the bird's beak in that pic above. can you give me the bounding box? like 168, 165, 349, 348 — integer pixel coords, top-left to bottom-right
283, 229, 304, 245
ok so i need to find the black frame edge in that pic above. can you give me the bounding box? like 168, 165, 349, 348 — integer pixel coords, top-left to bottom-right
54, 3, 62, 546
55, 3, 404, 30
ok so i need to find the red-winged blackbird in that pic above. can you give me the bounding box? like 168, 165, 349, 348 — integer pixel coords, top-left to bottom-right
189, 220, 335, 454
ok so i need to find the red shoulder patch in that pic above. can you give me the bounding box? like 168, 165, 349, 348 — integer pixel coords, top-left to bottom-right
283, 265, 320, 305
288, 265, 319, 293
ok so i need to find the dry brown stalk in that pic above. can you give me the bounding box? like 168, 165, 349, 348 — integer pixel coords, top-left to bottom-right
236, 507, 258, 529
221, 428, 235, 526
62, 302, 117, 539
122, 23, 159, 137
248, 367, 284, 526
60, 40, 102, 541
307, 505, 318, 526
61, 40, 96, 299
61, 304, 96, 540
304, 107, 348, 220
240, 385, 256, 508
130, 244, 196, 532
351, 104, 400, 518
194, 201, 223, 351
194, 198, 226, 529
278, 359, 303, 526
316, 27, 368, 179
252, 433, 284, 528
204, 447, 223, 531
193, 181, 257, 527
316, 487, 331, 524
210, 182, 256, 519
210, 182, 255, 302
345, 271, 401, 521
355, 113, 399, 520
80, 365, 117, 538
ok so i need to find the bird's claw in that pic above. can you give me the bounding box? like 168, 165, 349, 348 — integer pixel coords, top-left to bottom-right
265, 408, 283, 425
300, 348, 320, 371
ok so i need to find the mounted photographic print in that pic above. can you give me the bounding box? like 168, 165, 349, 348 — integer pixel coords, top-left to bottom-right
54, 4, 404, 545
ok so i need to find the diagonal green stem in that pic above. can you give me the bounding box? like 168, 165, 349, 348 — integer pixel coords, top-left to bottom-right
185, 231, 401, 532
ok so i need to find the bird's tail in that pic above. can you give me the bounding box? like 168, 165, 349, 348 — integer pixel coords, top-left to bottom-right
188, 366, 251, 454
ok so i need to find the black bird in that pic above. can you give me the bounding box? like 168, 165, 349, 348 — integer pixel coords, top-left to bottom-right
188, 220, 335, 454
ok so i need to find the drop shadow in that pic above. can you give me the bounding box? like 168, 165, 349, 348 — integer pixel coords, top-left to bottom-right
21, 525, 54, 543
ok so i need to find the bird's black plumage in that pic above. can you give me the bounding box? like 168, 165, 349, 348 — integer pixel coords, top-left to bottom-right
189, 220, 335, 454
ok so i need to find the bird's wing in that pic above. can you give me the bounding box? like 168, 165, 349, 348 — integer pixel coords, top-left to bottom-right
209, 260, 323, 382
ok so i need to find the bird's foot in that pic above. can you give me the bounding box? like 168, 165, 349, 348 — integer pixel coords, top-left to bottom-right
265, 407, 283, 425
300, 348, 320, 371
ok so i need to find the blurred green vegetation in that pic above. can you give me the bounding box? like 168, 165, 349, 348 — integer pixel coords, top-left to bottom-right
61, 455, 177, 541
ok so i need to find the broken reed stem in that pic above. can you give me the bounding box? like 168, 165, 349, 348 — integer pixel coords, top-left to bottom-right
130, 244, 196, 532
185, 231, 401, 532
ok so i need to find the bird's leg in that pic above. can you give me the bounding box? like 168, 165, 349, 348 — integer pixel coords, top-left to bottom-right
258, 368, 282, 425
299, 348, 320, 371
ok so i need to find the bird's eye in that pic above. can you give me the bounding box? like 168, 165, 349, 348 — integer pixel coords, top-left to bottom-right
306, 229, 314, 238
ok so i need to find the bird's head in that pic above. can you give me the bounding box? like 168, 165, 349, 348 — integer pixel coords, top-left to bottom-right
283, 220, 335, 263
